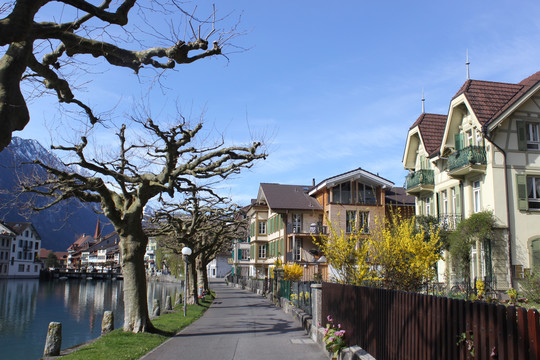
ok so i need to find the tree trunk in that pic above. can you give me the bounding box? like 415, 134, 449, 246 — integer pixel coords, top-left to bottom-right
188, 258, 200, 305
118, 225, 154, 333
200, 256, 210, 293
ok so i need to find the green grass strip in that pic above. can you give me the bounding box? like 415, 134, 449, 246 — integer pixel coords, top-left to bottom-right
61, 293, 214, 360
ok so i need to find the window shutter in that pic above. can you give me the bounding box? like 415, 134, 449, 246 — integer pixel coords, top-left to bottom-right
532, 239, 540, 269
455, 133, 462, 151
238, 249, 242, 260
455, 186, 461, 217
517, 121, 527, 151
516, 174, 529, 210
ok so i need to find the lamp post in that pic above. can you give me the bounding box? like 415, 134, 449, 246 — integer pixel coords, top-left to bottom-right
181, 246, 192, 316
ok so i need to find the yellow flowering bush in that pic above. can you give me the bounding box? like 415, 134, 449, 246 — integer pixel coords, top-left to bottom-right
283, 262, 304, 281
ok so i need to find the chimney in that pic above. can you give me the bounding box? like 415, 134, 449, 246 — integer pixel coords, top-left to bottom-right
312, 178, 315, 186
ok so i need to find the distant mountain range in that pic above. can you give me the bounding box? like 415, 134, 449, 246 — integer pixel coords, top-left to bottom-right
0, 137, 113, 251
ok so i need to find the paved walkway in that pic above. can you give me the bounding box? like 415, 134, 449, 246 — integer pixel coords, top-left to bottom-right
141, 279, 327, 360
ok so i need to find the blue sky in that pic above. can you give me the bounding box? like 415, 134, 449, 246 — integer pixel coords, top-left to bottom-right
18, 0, 540, 205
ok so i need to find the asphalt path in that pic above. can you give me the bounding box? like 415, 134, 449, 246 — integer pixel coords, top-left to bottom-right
141, 279, 327, 360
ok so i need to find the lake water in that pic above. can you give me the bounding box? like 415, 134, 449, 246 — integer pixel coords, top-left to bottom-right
0, 278, 182, 360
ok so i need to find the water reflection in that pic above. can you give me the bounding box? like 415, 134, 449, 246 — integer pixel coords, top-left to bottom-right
0, 279, 182, 360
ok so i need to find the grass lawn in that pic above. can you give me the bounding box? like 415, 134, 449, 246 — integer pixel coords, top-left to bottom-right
61, 294, 213, 360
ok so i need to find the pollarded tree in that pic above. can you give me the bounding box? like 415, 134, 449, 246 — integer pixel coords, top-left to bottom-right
0, 1, 230, 151
21, 118, 265, 332
151, 191, 241, 304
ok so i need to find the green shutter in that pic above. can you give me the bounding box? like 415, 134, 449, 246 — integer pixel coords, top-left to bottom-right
516, 174, 529, 210
265, 243, 269, 257
455, 133, 462, 151
238, 249, 242, 260
532, 239, 540, 269
517, 121, 527, 151
455, 186, 461, 217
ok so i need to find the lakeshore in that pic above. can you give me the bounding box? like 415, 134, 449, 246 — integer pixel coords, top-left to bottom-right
0, 277, 181, 360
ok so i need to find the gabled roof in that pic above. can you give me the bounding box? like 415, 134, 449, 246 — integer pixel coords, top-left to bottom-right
452, 79, 522, 126
0, 222, 15, 237
451, 71, 540, 128
409, 113, 447, 157
4, 222, 41, 239
309, 167, 394, 196
68, 234, 95, 251
385, 187, 415, 206
259, 183, 322, 211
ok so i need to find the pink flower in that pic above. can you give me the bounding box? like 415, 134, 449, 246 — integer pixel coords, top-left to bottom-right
335, 330, 345, 337
328, 337, 334, 342
327, 315, 333, 322
338, 324, 341, 329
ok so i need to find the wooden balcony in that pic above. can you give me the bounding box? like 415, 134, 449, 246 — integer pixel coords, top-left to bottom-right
447, 145, 487, 177
405, 169, 434, 195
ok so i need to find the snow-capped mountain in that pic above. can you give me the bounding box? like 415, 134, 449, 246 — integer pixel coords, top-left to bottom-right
0, 137, 112, 251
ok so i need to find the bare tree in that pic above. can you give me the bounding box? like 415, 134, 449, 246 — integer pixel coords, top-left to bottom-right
0, 0, 231, 151
21, 118, 265, 332
151, 191, 241, 304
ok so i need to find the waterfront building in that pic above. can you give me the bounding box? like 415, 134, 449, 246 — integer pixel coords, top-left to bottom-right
1, 222, 42, 278
0, 223, 15, 278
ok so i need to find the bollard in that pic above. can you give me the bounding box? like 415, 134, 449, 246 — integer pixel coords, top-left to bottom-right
165, 295, 172, 311
43, 322, 62, 357
175, 291, 182, 306
101, 311, 114, 335
152, 299, 161, 317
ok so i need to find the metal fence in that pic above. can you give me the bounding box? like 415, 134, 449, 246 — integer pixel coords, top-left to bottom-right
280, 280, 314, 315
322, 282, 540, 360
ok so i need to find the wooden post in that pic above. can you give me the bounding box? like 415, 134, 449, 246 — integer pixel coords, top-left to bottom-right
152, 299, 161, 317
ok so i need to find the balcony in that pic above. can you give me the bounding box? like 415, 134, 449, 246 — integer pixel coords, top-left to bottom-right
286, 223, 328, 235
438, 214, 461, 230
405, 169, 434, 195
447, 146, 487, 177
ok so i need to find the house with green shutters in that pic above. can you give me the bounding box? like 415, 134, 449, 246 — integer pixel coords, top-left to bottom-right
245, 183, 326, 280
403, 71, 540, 290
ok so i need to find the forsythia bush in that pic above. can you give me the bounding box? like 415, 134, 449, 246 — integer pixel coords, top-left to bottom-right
315, 212, 441, 291
283, 262, 304, 281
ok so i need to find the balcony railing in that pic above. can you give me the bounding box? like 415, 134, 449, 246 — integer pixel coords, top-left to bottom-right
405, 169, 434, 189
286, 223, 327, 235
438, 214, 461, 230
448, 145, 487, 172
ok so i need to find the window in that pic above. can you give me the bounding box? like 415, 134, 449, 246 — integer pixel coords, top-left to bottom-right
35, 242, 39, 250
17, 251, 21, 259
466, 130, 473, 146
425, 197, 431, 215
241, 249, 249, 260
527, 176, 540, 209
441, 190, 448, 215
527, 123, 540, 150
19, 240, 22, 247
451, 187, 457, 214
473, 181, 481, 213
358, 183, 377, 205
332, 182, 352, 204
258, 221, 266, 235
294, 238, 303, 261
358, 212, 369, 234
18, 264, 24, 272
346, 210, 356, 233
258, 244, 267, 258
292, 213, 302, 233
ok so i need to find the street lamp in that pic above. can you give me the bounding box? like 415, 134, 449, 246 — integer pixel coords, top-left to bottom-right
181, 246, 192, 316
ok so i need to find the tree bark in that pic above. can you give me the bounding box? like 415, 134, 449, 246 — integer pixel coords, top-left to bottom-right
200, 256, 210, 293
118, 221, 154, 333
187, 258, 199, 305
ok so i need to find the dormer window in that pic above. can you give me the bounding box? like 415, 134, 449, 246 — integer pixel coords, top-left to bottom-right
331, 181, 377, 205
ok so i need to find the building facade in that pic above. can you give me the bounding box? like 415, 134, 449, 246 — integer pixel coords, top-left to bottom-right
403, 71, 540, 290
1, 222, 42, 278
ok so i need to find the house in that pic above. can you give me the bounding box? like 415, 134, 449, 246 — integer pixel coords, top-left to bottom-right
231, 206, 251, 277
309, 167, 394, 237
207, 251, 233, 278
0, 222, 42, 278
40, 248, 69, 268
403, 70, 540, 290
247, 183, 325, 280
87, 231, 121, 271
145, 237, 157, 274
0, 223, 15, 278
244, 169, 395, 281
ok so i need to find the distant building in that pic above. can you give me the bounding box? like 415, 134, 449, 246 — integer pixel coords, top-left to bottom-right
40, 248, 69, 268
0, 223, 15, 278
0, 222, 42, 278
207, 252, 233, 278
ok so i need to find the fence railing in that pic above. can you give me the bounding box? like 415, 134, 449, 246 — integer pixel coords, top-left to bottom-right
280, 280, 314, 315
322, 282, 540, 360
